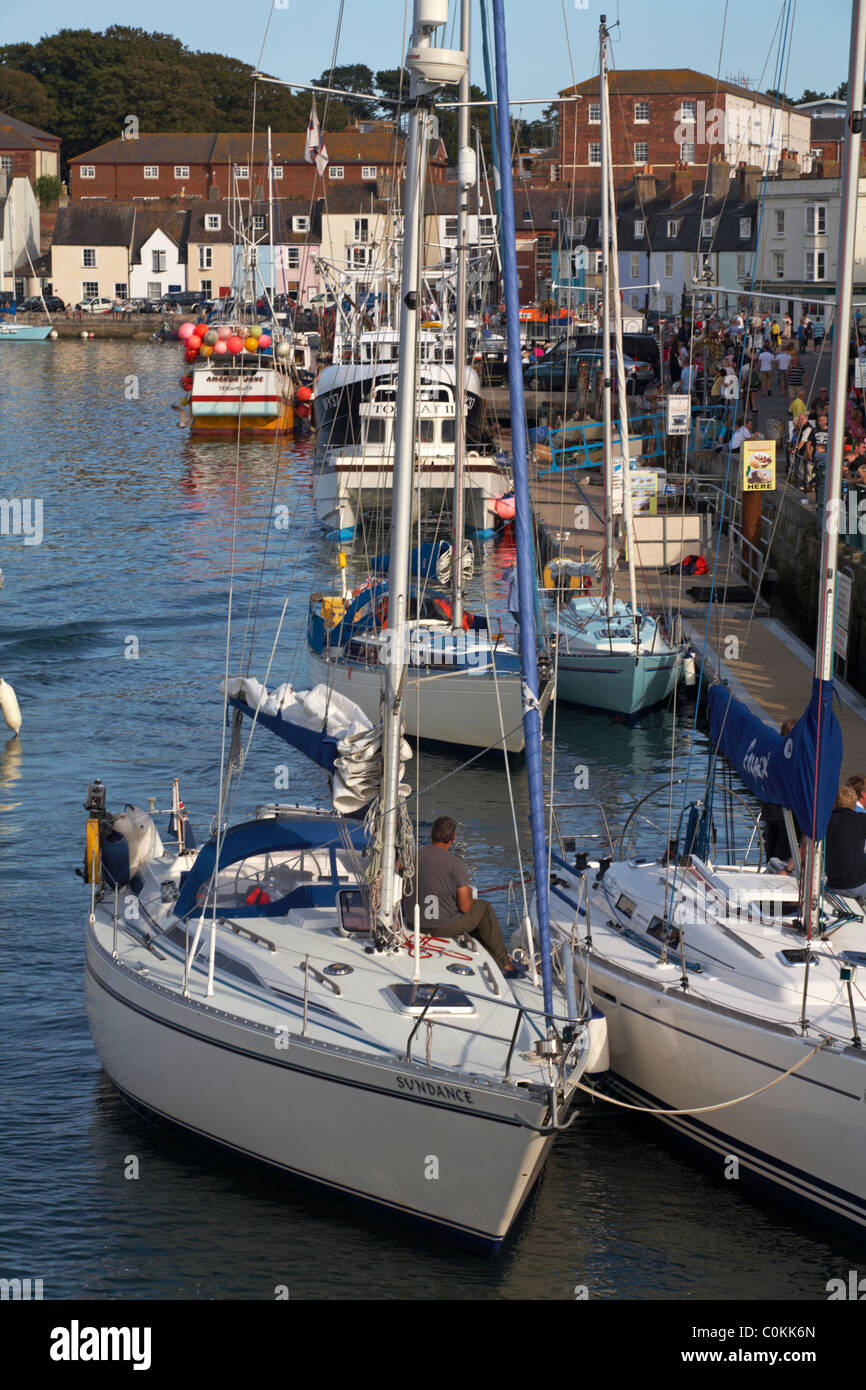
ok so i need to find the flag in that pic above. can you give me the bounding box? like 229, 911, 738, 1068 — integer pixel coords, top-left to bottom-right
304, 98, 329, 177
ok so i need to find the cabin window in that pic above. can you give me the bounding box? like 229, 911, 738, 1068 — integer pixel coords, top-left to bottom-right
365, 417, 388, 443
441, 418, 455, 443
418, 419, 435, 443
616, 893, 636, 918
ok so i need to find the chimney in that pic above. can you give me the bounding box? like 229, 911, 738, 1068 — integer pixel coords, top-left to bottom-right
634, 168, 656, 202
708, 156, 731, 199
737, 162, 761, 201
816, 159, 841, 179
208, 184, 220, 201
669, 164, 693, 204
778, 151, 800, 178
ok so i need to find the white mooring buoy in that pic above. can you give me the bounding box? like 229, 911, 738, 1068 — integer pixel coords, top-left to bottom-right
0, 678, 22, 735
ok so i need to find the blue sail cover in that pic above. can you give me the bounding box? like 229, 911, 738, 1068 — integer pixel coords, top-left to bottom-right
708, 679, 842, 841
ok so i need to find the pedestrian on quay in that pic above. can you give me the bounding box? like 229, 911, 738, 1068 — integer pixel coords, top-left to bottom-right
776, 344, 791, 393
759, 343, 775, 395
786, 353, 806, 401
740, 350, 759, 412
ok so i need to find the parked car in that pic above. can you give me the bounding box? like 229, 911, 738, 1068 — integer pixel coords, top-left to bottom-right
160, 292, 209, 313
77, 297, 113, 314
524, 345, 655, 395
20, 295, 66, 313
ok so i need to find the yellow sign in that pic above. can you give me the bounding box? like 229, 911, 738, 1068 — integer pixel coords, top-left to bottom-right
742, 439, 776, 492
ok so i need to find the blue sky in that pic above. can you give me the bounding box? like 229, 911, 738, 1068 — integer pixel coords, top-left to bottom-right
0, 0, 854, 106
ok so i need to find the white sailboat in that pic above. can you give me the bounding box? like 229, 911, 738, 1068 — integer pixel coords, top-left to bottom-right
548, 5, 866, 1238
551, 26, 684, 718
82, 0, 598, 1254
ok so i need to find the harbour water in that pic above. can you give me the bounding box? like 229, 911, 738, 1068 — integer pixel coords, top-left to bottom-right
1, 341, 860, 1299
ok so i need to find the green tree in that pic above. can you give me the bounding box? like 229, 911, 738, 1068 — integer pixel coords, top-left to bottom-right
34, 174, 61, 204
311, 63, 376, 121
0, 66, 56, 129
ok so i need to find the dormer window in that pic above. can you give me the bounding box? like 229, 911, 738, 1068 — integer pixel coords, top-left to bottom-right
739, 217, 752, 238
667, 219, 680, 237
205, 214, 221, 231
634, 219, 644, 238
701, 218, 715, 238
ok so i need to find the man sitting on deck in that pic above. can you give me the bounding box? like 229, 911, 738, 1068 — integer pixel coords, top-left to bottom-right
404, 817, 523, 976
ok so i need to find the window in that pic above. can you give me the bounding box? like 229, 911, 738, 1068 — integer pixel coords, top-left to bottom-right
272, 165, 283, 180
348, 246, 371, 267
205, 214, 221, 231
667, 219, 680, 237
634, 219, 644, 238
588, 101, 601, 123
361, 165, 377, 179
594, 251, 603, 273
82, 281, 99, 298
701, 219, 714, 238
143, 166, 159, 179
152, 250, 166, 272
805, 203, 827, 235
680, 142, 696, 164
480, 216, 496, 239
664, 294, 673, 312
198, 247, 212, 269
0, 156, 12, 173
572, 215, 588, 236
634, 142, 649, 164
354, 217, 370, 242
329, 165, 345, 180
630, 254, 640, 278
80, 165, 96, 179
292, 216, 309, 233
634, 101, 650, 123
631, 294, 640, 307
146, 281, 162, 298
551, 208, 560, 223
736, 253, 748, 279
805, 250, 826, 281
174, 165, 189, 179
522, 208, 532, 223
82, 248, 97, 268
252, 215, 266, 232
199, 280, 212, 297
444, 216, 458, 240
234, 164, 249, 179
774, 252, 785, 279
774, 209, 785, 237
680, 100, 697, 122
588, 142, 601, 166
664, 253, 674, 277
739, 217, 751, 239
286, 247, 300, 269
114, 283, 127, 298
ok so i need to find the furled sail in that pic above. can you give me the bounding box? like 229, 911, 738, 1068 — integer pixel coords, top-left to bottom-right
223, 679, 410, 814
708, 679, 842, 841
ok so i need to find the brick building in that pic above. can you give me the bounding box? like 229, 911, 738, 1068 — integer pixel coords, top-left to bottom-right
69, 123, 448, 201
0, 112, 61, 187
556, 70, 811, 184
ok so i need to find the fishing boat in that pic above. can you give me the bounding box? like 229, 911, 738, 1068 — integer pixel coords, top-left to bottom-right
548, 5, 866, 1239
82, 0, 597, 1254
549, 27, 685, 718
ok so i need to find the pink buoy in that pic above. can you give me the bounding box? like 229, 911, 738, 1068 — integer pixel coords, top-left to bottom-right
493, 494, 516, 521
178, 322, 195, 340
217, 325, 232, 340
259, 333, 272, 348
187, 334, 201, 351
213, 339, 228, 355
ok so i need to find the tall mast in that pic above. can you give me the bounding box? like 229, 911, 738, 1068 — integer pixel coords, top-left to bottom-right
602, 23, 640, 645
491, 0, 554, 1020
376, 0, 467, 937
451, 0, 471, 627
599, 16, 616, 618
802, 0, 866, 929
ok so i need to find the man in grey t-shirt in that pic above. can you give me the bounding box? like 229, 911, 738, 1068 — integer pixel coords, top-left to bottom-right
404, 816, 517, 973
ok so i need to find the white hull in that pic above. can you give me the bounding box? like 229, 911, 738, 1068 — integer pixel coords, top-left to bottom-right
308, 649, 550, 753
86, 926, 554, 1251
314, 457, 506, 539
575, 952, 866, 1234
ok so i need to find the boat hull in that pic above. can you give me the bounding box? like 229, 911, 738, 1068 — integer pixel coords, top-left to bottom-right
189, 363, 295, 435
0, 324, 52, 341
576, 953, 866, 1237
86, 933, 554, 1252
307, 649, 549, 752
555, 648, 680, 716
